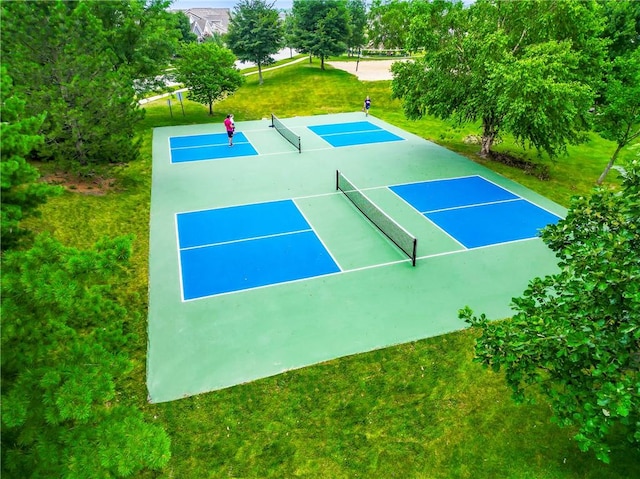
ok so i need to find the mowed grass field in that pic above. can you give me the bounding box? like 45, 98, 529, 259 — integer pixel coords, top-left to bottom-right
30, 58, 639, 478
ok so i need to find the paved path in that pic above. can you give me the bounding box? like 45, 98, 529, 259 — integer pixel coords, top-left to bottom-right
326, 58, 408, 82
138, 56, 307, 105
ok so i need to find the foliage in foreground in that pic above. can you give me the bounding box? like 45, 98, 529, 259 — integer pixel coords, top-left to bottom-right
461, 159, 640, 463
0, 66, 62, 250
1, 235, 170, 478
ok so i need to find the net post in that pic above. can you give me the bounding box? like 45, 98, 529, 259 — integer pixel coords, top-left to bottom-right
412, 239, 417, 267
269, 113, 275, 128
336, 170, 418, 267
298, 137, 301, 153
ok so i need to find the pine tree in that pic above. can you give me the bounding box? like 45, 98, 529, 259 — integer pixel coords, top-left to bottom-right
1, 234, 171, 477
0, 66, 62, 250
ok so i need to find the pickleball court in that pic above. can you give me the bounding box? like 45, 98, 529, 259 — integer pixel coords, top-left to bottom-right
148, 113, 565, 403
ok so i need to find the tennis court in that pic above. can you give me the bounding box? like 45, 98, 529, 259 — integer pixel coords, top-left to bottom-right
148, 112, 565, 403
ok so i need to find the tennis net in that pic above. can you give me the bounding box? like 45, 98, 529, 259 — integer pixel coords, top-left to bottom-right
271, 114, 301, 153
336, 170, 417, 266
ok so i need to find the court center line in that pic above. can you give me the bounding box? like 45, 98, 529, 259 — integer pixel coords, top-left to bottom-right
171, 140, 252, 151
318, 128, 383, 138
179, 228, 313, 251
422, 197, 522, 215
387, 174, 479, 189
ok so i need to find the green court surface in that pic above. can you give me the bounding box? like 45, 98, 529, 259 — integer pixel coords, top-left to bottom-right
147, 112, 566, 403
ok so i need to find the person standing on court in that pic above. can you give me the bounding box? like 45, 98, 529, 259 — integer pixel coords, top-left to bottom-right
224, 114, 235, 146
363, 96, 371, 116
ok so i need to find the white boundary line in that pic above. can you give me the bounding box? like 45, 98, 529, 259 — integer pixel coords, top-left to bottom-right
388, 173, 564, 218
313, 127, 383, 138
171, 138, 252, 151
180, 235, 542, 302
182, 269, 344, 302
174, 214, 186, 302
386, 183, 467, 249
293, 198, 344, 272
423, 197, 522, 215
179, 228, 313, 251
173, 174, 558, 302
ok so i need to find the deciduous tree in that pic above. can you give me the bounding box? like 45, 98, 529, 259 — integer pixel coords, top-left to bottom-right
367, 0, 412, 50
391, 0, 607, 158
291, 0, 350, 70
91, 0, 180, 80
174, 42, 244, 115
594, 50, 640, 184
594, 1, 640, 184
460, 158, 640, 463
346, 0, 367, 55
226, 0, 283, 85
174, 10, 198, 44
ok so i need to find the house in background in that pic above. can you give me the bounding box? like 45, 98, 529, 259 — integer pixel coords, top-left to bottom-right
173, 8, 231, 41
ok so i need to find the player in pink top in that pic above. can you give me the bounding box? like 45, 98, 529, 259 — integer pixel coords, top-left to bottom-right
224, 114, 235, 146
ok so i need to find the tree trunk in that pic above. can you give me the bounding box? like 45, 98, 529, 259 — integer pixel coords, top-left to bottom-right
480, 118, 498, 157
308, 53, 312, 63
320, 55, 325, 70
208, 101, 213, 115
258, 62, 263, 86
597, 143, 623, 185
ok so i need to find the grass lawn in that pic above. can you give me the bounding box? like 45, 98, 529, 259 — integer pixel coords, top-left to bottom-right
30, 58, 639, 478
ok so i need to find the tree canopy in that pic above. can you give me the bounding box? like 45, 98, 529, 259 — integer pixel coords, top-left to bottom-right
367, 0, 413, 50
461, 158, 640, 463
174, 10, 198, 43
391, 0, 607, 158
226, 0, 283, 85
346, 0, 368, 54
1, 234, 171, 477
593, 2, 640, 183
174, 42, 244, 115
291, 0, 350, 69
0, 0, 179, 172
0, 66, 62, 250
594, 49, 640, 184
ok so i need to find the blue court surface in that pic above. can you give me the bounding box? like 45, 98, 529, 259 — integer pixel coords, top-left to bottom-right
391, 175, 562, 248
308, 121, 404, 147
176, 199, 340, 300
169, 132, 257, 163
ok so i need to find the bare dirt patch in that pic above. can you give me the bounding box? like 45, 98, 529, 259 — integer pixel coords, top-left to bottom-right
484, 151, 550, 180
326, 59, 408, 81
43, 172, 116, 195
